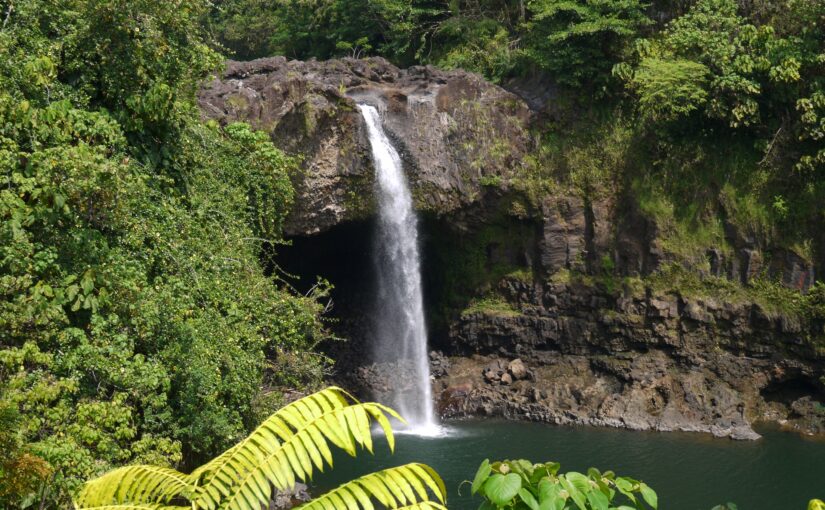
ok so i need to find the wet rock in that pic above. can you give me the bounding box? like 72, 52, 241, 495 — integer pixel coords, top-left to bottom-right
429, 350, 451, 378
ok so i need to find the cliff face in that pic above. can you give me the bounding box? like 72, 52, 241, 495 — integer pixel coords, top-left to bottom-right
198, 56, 530, 236
420, 193, 824, 439
438, 274, 823, 440
198, 58, 824, 439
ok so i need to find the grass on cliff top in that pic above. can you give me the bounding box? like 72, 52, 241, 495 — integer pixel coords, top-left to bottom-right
647, 264, 825, 324
635, 179, 732, 268
551, 263, 825, 331
511, 110, 631, 205
461, 295, 522, 318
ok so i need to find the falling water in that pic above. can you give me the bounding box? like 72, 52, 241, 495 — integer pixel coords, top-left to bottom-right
358, 103, 438, 434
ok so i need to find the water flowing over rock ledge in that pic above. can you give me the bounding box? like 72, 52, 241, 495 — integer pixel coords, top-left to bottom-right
198, 57, 824, 440
198, 56, 530, 236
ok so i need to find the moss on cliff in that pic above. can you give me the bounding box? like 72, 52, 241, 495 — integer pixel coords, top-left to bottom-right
423, 208, 537, 333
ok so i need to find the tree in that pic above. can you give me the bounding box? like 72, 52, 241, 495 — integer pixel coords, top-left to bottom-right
206, 0, 424, 64
628, 58, 710, 122
72, 387, 447, 510
0, 1, 331, 506
525, 0, 651, 91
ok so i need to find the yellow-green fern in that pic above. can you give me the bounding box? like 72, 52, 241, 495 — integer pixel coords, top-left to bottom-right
73, 387, 446, 510
294, 464, 446, 510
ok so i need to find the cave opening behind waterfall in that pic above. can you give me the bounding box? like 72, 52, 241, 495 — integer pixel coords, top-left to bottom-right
273, 219, 376, 369
272, 216, 455, 383
271, 211, 539, 384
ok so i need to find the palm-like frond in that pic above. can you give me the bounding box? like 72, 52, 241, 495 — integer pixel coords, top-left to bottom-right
72, 506, 189, 510
294, 464, 447, 510
190, 386, 356, 485
394, 504, 449, 510
194, 402, 404, 510
73, 387, 442, 510
74, 465, 194, 508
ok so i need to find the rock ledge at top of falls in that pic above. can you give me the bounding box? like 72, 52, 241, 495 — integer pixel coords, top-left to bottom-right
198, 57, 531, 236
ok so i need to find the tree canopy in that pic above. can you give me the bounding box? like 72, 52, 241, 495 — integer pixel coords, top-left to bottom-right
0, 1, 329, 507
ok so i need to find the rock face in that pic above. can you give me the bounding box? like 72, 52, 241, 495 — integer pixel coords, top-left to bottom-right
198, 57, 530, 236
423, 192, 823, 439
269, 483, 310, 510
198, 57, 824, 440
434, 274, 825, 439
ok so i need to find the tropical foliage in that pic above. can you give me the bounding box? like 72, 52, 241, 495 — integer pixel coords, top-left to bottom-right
208, 0, 824, 236
2, 0, 824, 507
72, 387, 446, 510
469, 459, 658, 510
0, 1, 330, 507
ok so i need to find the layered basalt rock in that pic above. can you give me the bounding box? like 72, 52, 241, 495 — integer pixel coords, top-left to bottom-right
425, 193, 824, 439
198, 57, 824, 440
434, 275, 824, 439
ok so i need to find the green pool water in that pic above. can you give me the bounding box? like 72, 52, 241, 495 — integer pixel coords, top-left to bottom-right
311, 419, 825, 510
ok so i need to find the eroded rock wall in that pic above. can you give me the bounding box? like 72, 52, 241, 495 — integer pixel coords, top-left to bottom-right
437, 276, 823, 439
198, 57, 824, 440
420, 193, 824, 439
198, 57, 530, 236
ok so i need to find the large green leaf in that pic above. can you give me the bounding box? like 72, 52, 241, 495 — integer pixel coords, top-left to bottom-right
76, 506, 188, 510
190, 386, 355, 488
537, 479, 558, 503
639, 483, 657, 509
518, 488, 539, 510
483, 473, 522, 506
203, 402, 402, 510
471, 459, 492, 495
75, 465, 194, 507
586, 489, 608, 510
559, 475, 587, 510
74, 387, 420, 510
613, 477, 637, 504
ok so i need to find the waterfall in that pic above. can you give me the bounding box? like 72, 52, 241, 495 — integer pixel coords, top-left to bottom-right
358, 103, 438, 433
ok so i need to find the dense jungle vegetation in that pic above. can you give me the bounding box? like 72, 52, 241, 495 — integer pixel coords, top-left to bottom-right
209, 0, 824, 267
1, 0, 824, 508
0, 1, 330, 507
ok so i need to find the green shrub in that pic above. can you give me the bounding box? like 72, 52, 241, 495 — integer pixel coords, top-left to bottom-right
469, 458, 658, 510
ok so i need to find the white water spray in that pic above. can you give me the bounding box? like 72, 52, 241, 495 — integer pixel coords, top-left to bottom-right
358, 104, 439, 435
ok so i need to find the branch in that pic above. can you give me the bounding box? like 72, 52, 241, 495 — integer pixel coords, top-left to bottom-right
2, 2, 12, 31
758, 126, 783, 166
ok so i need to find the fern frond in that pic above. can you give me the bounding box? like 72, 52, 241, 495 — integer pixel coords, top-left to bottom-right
190, 386, 356, 485
75, 465, 193, 508
194, 402, 404, 510
75, 506, 188, 510
293, 463, 447, 510
394, 503, 449, 510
